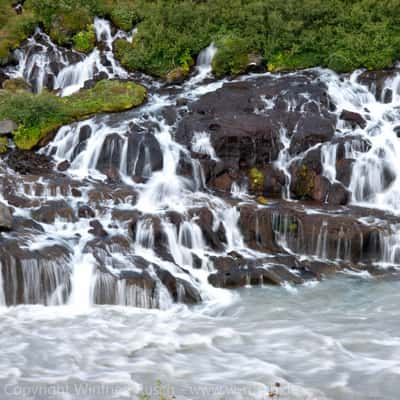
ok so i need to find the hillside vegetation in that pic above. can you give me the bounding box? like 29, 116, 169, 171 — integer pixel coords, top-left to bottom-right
0, 0, 399, 76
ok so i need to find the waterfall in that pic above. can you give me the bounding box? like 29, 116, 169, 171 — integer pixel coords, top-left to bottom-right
3, 22, 400, 310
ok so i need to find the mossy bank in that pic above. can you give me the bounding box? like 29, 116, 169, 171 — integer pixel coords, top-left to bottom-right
0, 80, 147, 150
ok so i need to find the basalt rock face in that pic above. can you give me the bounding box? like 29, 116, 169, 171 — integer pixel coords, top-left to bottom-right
176, 72, 339, 200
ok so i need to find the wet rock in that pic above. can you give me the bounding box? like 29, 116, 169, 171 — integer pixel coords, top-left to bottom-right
289, 113, 336, 155
327, 182, 350, 205
6, 150, 53, 175
312, 175, 330, 203
57, 160, 70, 172
0, 119, 17, 136
262, 165, 285, 197
0, 202, 13, 230
246, 53, 265, 73
357, 69, 400, 102
208, 255, 304, 288
334, 135, 371, 160
156, 269, 201, 304
211, 172, 233, 192
190, 207, 224, 251
161, 106, 178, 125
340, 110, 367, 129
89, 220, 108, 238
0, 242, 71, 306
178, 112, 281, 172
78, 205, 95, 219
336, 158, 354, 187
32, 201, 77, 224
126, 132, 163, 178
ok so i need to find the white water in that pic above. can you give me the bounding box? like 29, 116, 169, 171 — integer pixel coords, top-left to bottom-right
1, 278, 400, 399
7, 18, 130, 96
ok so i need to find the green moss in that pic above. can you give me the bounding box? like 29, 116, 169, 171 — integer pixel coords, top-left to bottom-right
249, 167, 264, 194
0, 137, 8, 154
212, 37, 251, 77
0, 80, 147, 150
72, 25, 96, 53
294, 165, 315, 199
288, 222, 298, 233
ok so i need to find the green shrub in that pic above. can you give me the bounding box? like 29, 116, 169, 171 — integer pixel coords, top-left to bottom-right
73, 25, 96, 53
212, 37, 251, 77
2, 0, 400, 76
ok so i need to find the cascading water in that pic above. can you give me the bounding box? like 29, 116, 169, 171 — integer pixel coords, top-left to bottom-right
5, 18, 131, 96
3, 19, 400, 400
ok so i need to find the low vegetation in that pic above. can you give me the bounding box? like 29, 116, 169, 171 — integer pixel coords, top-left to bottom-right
0, 80, 146, 150
1, 0, 400, 76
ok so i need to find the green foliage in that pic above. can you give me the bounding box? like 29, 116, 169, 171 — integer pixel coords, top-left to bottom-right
212, 36, 251, 77
73, 25, 96, 53
2, 0, 400, 76
0, 80, 146, 150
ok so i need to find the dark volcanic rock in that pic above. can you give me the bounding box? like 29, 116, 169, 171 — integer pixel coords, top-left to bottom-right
78, 205, 95, 219
32, 200, 76, 224
357, 69, 400, 102
340, 110, 367, 129
89, 220, 108, 238
176, 72, 337, 197
0, 202, 13, 230
289, 112, 336, 155
6, 151, 53, 175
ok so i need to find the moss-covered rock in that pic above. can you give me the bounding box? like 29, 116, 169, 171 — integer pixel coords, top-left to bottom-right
2, 78, 32, 93
292, 165, 315, 199
165, 67, 189, 85
0, 80, 147, 150
256, 196, 268, 205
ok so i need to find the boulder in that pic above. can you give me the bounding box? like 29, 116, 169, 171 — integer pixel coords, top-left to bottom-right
289, 113, 336, 155
89, 220, 108, 238
340, 110, 367, 129
166, 67, 189, 85
78, 205, 95, 219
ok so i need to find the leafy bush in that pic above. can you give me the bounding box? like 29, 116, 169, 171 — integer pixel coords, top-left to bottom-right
73, 25, 96, 53
212, 37, 251, 77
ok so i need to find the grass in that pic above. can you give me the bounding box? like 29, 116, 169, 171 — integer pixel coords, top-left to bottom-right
0, 80, 147, 150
